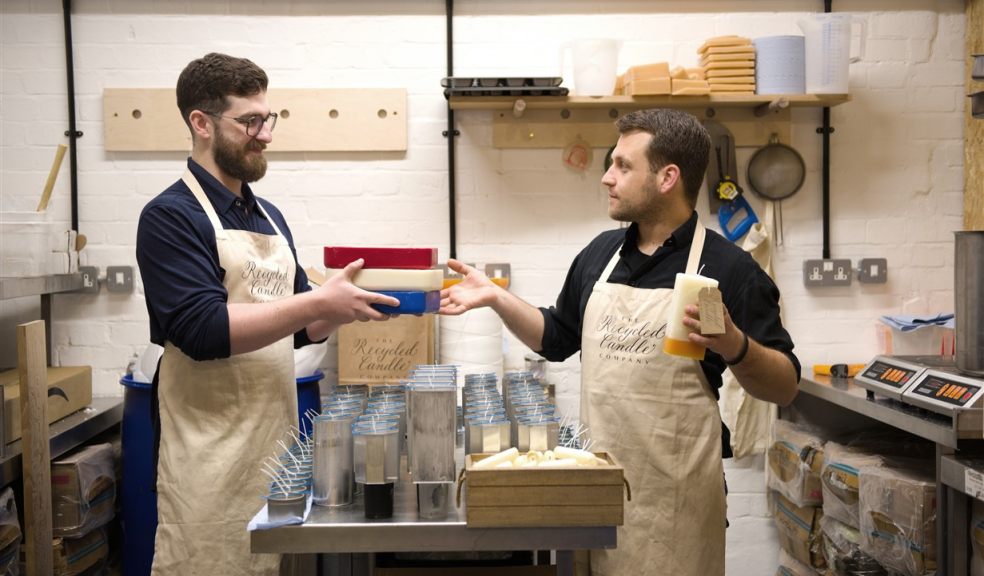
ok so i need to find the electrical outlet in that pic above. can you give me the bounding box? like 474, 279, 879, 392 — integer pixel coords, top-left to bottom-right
803, 259, 853, 287
106, 265, 134, 293
439, 263, 476, 280
79, 266, 100, 294
484, 263, 511, 280
858, 258, 888, 284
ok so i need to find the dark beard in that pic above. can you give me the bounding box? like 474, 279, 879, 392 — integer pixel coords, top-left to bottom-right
213, 125, 267, 183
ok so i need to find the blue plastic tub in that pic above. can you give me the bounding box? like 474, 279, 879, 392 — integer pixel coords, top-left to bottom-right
296, 371, 324, 437
120, 375, 157, 576
120, 370, 323, 575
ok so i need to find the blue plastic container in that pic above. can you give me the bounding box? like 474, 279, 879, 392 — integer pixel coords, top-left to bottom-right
120, 371, 323, 575
120, 375, 157, 576
296, 371, 324, 437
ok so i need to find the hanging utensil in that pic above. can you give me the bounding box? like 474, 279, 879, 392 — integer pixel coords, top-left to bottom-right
746, 133, 806, 246
702, 119, 738, 214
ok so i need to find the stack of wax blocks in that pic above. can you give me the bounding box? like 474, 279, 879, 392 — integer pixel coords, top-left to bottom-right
324, 247, 443, 314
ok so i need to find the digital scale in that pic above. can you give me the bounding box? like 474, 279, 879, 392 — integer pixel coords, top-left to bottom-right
855, 355, 984, 417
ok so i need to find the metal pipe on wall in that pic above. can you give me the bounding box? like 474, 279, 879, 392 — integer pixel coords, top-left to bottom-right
444, 0, 458, 259
62, 0, 80, 233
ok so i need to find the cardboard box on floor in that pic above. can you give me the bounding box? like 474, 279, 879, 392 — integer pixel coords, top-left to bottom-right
51, 443, 115, 537
53, 526, 109, 576
0, 366, 92, 443
771, 491, 826, 571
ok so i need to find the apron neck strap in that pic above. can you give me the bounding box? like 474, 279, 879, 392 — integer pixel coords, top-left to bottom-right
181, 168, 285, 237
685, 221, 706, 275
600, 220, 707, 281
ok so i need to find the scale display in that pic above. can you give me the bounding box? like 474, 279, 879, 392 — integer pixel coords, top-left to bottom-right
902, 369, 984, 416
854, 355, 926, 400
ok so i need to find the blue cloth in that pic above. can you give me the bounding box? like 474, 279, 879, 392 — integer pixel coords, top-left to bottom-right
136, 158, 315, 361
247, 495, 312, 530
879, 314, 955, 332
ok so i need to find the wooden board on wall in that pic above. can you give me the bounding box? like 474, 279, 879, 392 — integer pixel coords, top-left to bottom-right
492, 106, 790, 149
103, 88, 407, 152
967, 0, 984, 230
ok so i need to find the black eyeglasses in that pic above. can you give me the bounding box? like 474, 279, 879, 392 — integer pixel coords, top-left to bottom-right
205, 111, 278, 137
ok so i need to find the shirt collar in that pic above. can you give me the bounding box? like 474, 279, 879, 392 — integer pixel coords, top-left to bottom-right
186, 158, 258, 215
619, 211, 699, 255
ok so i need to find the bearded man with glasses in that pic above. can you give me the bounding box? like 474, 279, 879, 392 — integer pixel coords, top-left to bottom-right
136, 53, 398, 575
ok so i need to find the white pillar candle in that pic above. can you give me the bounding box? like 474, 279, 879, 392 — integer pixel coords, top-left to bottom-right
663, 273, 719, 360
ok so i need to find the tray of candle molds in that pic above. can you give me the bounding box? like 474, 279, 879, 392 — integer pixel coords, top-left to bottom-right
442, 77, 568, 98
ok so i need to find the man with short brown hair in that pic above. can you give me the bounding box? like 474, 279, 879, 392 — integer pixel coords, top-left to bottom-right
137, 53, 398, 575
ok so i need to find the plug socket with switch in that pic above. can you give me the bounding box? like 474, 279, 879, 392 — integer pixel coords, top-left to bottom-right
106, 265, 134, 293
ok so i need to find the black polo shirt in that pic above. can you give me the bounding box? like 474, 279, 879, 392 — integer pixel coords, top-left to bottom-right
136, 158, 315, 361
538, 212, 801, 458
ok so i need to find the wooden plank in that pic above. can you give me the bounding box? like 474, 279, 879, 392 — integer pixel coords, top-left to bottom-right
465, 504, 623, 528
103, 88, 407, 152
18, 320, 52, 576
451, 93, 851, 111
492, 106, 791, 149
464, 452, 623, 487
967, 0, 984, 230
466, 484, 624, 507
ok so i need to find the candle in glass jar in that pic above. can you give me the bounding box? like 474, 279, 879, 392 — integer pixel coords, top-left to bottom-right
663, 273, 719, 360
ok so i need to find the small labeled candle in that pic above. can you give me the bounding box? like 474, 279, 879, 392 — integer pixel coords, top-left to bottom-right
663, 273, 719, 360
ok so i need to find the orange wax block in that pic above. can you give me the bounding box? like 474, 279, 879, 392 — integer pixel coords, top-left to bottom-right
442, 277, 510, 289
663, 337, 706, 360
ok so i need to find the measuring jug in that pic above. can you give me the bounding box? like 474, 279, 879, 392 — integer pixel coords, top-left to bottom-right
797, 13, 866, 94
563, 39, 619, 96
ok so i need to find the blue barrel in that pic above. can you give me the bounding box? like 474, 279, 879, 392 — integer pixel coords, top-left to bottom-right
120, 371, 322, 575
120, 375, 157, 576
296, 371, 324, 437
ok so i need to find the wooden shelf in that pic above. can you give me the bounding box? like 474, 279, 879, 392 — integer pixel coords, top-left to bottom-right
449, 93, 850, 111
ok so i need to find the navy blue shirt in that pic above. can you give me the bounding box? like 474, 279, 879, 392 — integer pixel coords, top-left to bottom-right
538, 213, 801, 458
136, 158, 315, 361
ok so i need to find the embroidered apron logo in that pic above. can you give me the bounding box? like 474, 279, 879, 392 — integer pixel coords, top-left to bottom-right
242, 260, 290, 298
594, 314, 666, 364
352, 338, 421, 372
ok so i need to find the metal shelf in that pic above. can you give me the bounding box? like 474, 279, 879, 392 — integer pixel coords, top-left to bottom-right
0, 274, 82, 300
0, 397, 123, 488
941, 454, 984, 500
798, 376, 978, 448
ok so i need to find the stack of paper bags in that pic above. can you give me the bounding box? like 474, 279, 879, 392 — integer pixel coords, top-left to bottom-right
698, 35, 756, 94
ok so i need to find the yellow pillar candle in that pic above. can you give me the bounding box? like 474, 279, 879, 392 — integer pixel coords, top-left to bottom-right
663, 273, 719, 360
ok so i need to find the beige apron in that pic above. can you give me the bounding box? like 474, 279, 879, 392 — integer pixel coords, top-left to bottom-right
152, 170, 298, 576
581, 222, 726, 576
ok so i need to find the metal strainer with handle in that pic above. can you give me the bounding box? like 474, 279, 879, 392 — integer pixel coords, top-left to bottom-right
746, 133, 806, 246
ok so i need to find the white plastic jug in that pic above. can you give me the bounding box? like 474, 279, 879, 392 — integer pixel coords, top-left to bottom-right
797, 13, 866, 94
567, 39, 619, 96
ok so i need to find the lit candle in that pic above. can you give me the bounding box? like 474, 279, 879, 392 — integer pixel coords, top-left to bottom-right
663, 273, 719, 360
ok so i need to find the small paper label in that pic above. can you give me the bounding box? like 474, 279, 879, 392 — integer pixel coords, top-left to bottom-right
698, 287, 726, 335
967, 467, 984, 499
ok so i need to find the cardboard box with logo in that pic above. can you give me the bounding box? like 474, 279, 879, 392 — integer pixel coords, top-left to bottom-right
337, 314, 435, 385
0, 365, 92, 443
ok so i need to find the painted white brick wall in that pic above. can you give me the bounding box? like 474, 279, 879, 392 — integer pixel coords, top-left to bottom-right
0, 1, 966, 573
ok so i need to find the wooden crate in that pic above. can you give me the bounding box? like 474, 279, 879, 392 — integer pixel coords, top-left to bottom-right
459, 452, 626, 528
